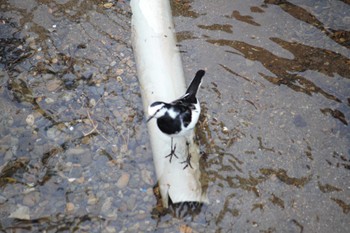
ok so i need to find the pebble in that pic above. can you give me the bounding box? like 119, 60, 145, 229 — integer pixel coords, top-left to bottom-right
7, 116, 14, 126
62, 93, 73, 101
111, 145, 118, 153
89, 98, 96, 107
66, 202, 75, 212
68, 147, 85, 155
46, 79, 61, 92
101, 197, 113, 214
112, 109, 121, 118
126, 195, 136, 210
105, 226, 117, 233
222, 126, 229, 134
103, 3, 113, 8
126, 59, 134, 67
46, 127, 59, 139
141, 169, 153, 185
136, 211, 148, 220
23, 192, 40, 207
51, 57, 58, 64
0, 195, 7, 204
29, 42, 37, 50
26, 114, 35, 126
120, 144, 128, 154
179, 225, 193, 233
110, 61, 117, 67
5, 150, 13, 161
146, 188, 153, 196
128, 223, 140, 232
116, 68, 124, 75
107, 209, 118, 220
81, 136, 90, 144
87, 194, 98, 205
45, 97, 55, 104
69, 166, 83, 178
116, 173, 130, 189
118, 202, 127, 212
76, 176, 85, 184
9, 204, 30, 220
343, 16, 350, 25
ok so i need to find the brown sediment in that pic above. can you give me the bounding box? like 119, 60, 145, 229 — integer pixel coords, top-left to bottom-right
320, 108, 348, 125
269, 193, 285, 209
215, 193, 239, 225
331, 198, 350, 214
251, 203, 265, 212
176, 31, 198, 42
171, 0, 200, 18
250, 6, 265, 13
264, 0, 350, 48
226, 10, 261, 26
260, 168, 312, 188
0, 157, 30, 187
198, 24, 233, 34
257, 136, 275, 152
207, 38, 348, 103
318, 182, 342, 193
219, 64, 257, 85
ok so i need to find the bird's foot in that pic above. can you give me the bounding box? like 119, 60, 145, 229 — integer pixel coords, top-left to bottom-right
181, 153, 193, 169
165, 144, 178, 163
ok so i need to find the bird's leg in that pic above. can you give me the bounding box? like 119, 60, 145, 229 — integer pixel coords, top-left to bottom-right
165, 137, 178, 163
181, 141, 193, 169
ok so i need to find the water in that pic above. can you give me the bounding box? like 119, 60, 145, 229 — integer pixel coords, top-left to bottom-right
1, 0, 349, 232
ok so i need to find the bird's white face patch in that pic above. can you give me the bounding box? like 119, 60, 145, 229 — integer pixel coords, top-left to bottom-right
167, 108, 178, 119
148, 102, 167, 119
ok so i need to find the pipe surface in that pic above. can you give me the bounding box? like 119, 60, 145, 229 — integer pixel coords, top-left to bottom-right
131, 0, 208, 207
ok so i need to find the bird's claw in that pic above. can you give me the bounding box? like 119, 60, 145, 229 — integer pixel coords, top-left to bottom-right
165, 143, 178, 163
181, 153, 193, 170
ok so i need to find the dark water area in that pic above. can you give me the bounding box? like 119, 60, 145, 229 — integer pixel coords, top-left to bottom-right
1, 0, 349, 232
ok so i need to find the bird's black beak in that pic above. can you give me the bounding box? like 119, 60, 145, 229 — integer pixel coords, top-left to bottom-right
146, 115, 155, 123
146, 106, 163, 123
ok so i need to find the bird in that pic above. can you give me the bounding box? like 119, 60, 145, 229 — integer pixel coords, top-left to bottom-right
146, 70, 205, 169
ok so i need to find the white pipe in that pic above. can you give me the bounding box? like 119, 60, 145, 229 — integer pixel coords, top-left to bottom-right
131, 0, 208, 207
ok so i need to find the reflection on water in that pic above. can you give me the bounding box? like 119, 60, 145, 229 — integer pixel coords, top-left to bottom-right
1, 0, 350, 232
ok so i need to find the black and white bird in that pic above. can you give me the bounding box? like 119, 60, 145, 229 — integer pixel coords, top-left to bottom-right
146, 70, 205, 169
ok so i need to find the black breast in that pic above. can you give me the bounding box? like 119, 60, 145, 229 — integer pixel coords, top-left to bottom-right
157, 112, 182, 135
156, 105, 192, 135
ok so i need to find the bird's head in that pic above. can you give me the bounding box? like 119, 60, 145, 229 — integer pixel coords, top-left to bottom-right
146, 101, 167, 122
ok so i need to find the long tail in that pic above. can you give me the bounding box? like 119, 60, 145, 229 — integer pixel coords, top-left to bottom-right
185, 70, 205, 101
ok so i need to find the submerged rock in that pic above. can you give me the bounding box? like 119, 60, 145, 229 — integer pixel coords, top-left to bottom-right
9, 204, 30, 220
116, 173, 130, 189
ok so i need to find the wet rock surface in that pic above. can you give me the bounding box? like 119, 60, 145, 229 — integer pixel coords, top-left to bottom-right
173, 0, 350, 232
0, 0, 349, 232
